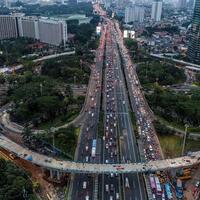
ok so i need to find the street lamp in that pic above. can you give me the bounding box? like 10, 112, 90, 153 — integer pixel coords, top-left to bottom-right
181, 124, 189, 156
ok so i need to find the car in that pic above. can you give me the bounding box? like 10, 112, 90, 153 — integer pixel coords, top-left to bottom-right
105, 184, 109, 192
85, 156, 89, 162
195, 181, 200, 188
115, 192, 119, 199
83, 181, 87, 189
105, 159, 109, 163
85, 195, 89, 200
110, 184, 114, 191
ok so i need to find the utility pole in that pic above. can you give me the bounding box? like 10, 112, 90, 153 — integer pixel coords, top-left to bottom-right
182, 124, 189, 156
40, 83, 43, 96
74, 76, 76, 85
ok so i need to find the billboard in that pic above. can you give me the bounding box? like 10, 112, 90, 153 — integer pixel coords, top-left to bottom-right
123, 30, 135, 39
96, 26, 101, 35
123, 30, 128, 38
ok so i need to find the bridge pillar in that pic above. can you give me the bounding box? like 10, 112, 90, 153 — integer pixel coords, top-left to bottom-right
56, 170, 61, 181
50, 169, 54, 179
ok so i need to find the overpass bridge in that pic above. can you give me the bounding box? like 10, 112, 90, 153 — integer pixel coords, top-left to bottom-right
0, 134, 200, 175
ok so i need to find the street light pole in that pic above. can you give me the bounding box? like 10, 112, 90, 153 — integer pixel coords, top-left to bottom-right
182, 124, 189, 156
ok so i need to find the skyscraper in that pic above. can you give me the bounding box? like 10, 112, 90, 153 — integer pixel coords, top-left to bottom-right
151, 0, 162, 22
188, 0, 200, 64
178, 0, 187, 9
38, 19, 67, 46
125, 4, 145, 23
0, 15, 18, 40
0, 15, 68, 46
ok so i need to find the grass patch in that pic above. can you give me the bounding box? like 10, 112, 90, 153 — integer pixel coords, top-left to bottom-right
45, 126, 79, 159
37, 110, 79, 130
97, 111, 104, 137
157, 116, 200, 134
158, 134, 200, 158
129, 111, 138, 137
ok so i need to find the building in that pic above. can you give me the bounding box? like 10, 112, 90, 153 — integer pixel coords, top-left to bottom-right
0, 15, 67, 46
38, 19, 67, 46
178, 0, 187, 9
18, 16, 39, 39
187, 0, 200, 64
151, 0, 162, 22
0, 15, 18, 40
125, 4, 145, 23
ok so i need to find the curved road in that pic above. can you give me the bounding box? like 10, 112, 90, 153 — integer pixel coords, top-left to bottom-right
0, 134, 199, 174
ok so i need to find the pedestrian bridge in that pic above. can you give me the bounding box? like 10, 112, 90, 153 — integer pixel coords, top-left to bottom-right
0, 134, 199, 174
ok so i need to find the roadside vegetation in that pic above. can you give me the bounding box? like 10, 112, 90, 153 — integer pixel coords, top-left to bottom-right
124, 38, 152, 62
18, 2, 93, 17
0, 159, 37, 200
44, 126, 79, 159
137, 61, 186, 86
41, 55, 90, 84
0, 38, 37, 66
154, 121, 200, 158
6, 71, 84, 127
146, 86, 200, 130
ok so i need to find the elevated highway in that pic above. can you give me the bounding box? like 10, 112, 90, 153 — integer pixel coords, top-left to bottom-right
0, 134, 199, 174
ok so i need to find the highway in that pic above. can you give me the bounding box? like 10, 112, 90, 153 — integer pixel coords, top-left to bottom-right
101, 22, 120, 200
111, 27, 146, 200
114, 21, 163, 161
0, 4, 199, 200
68, 22, 106, 200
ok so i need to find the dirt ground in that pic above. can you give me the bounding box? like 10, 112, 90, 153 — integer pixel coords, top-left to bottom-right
0, 148, 65, 200
184, 165, 200, 200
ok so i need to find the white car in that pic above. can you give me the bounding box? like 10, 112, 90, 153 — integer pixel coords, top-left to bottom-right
83, 181, 87, 189
85, 195, 89, 200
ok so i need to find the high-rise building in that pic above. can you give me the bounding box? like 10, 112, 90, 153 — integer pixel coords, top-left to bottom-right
125, 4, 145, 23
178, 0, 187, 9
187, 0, 200, 64
18, 16, 40, 40
151, 0, 162, 22
38, 19, 67, 46
0, 15, 18, 40
0, 15, 67, 46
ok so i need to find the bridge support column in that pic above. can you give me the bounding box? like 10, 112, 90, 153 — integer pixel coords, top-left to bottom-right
56, 170, 61, 181
50, 169, 54, 179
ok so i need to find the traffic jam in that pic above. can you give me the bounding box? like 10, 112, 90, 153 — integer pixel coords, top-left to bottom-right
113, 22, 175, 199
77, 23, 107, 200
102, 23, 120, 200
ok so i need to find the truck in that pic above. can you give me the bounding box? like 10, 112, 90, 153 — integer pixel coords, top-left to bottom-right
175, 179, 183, 199
164, 183, 173, 200
125, 177, 130, 188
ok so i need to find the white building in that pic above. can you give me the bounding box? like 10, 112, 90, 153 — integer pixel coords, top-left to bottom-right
38, 19, 67, 46
0, 15, 18, 39
125, 4, 145, 23
0, 15, 67, 46
178, 0, 187, 9
151, 0, 162, 22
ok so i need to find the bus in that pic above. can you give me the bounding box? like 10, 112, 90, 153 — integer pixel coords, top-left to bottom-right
149, 176, 156, 192
155, 177, 162, 197
91, 139, 97, 157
